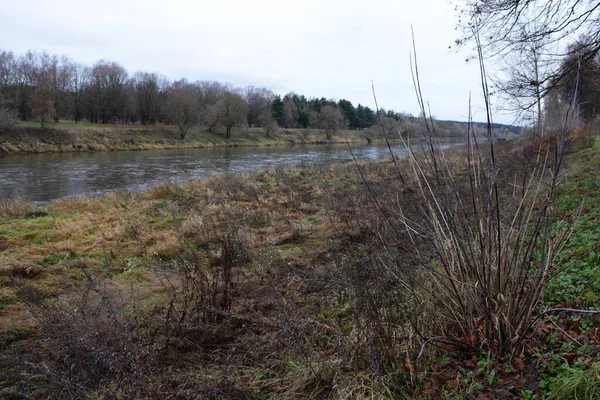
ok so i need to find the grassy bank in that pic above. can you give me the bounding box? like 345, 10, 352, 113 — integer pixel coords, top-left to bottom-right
0, 132, 598, 398
0, 122, 378, 155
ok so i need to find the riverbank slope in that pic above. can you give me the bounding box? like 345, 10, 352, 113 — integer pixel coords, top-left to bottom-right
0, 123, 378, 155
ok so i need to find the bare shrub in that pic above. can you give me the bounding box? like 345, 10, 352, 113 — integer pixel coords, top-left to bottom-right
12, 232, 254, 398
161, 231, 251, 345
14, 270, 167, 399
339, 115, 580, 367
0, 100, 16, 130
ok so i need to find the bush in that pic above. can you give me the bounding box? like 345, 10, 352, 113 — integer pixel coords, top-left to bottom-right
0, 104, 16, 131
331, 117, 577, 369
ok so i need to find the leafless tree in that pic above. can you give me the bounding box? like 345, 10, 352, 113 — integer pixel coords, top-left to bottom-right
318, 105, 346, 139
28, 74, 55, 128
244, 86, 274, 127
217, 91, 248, 139
70, 63, 90, 123
165, 81, 199, 139
14, 51, 39, 120
258, 110, 278, 138
282, 98, 298, 128
457, 0, 600, 58
89, 61, 128, 123
545, 40, 600, 124
133, 72, 162, 125
492, 36, 552, 135
0, 50, 15, 98
198, 80, 227, 108
456, 0, 600, 126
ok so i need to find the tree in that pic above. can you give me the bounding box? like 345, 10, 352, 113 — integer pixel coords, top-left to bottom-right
165, 82, 199, 139
271, 95, 284, 125
258, 110, 278, 138
458, 0, 600, 60
0, 95, 16, 130
282, 97, 298, 128
0, 50, 15, 99
457, 0, 600, 127
244, 86, 274, 127
547, 41, 600, 123
198, 81, 226, 107
28, 74, 55, 128
318, 105, 346, 140
133, 72, 161, 125
217, 91, 248, 139
70, 63, 89, 123
89, 60, 128, 123
14, 51, 39, 121
355, 104, 377, 129
338, 99, 357, 129
491, 35, 552, 135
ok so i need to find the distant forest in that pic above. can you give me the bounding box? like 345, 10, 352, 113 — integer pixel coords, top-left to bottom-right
0, 49, 521, 138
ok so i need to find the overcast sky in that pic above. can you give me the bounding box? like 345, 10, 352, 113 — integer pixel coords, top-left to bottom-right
0, 0, 510, 123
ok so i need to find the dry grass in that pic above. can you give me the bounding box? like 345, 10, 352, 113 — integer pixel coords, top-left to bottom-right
0, 198, 37, 218
1, 127, 596, 398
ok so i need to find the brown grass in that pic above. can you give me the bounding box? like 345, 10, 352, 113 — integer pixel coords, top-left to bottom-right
1, 129, 596, 398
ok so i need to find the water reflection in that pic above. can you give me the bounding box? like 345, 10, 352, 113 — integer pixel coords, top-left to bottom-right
0, 142, 459, 203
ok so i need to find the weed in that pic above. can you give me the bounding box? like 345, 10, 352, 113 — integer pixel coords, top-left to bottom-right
0, 198, 36, 218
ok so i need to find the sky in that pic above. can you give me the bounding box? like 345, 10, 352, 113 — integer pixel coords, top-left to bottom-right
0, 0, 510, 123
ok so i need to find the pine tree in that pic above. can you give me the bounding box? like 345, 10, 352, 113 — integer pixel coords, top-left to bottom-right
271, 95, 284, 125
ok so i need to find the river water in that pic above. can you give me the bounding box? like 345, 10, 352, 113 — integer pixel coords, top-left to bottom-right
0, 142, 459, 204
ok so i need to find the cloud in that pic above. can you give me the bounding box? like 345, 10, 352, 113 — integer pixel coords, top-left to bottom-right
0, 0, 502, 122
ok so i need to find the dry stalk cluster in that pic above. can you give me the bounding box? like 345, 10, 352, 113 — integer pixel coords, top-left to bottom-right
13, 232, 254, 398
335, 118, 582, 369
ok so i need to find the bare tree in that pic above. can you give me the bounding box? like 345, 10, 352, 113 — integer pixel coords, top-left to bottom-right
545, 40, 600, 124
133, 72, 161, 125
198, 81, 227, 108
28, 74, 55, 128
318, 105, 346, 140
14, 51, 39, 121
217, 91, 248, 139
70, 63, 89, 123
457, 0, 600, 126
258, 110, 278, 138
244, 86, 274, 127
88, 61, 128, 123
282, 97, 298, 128
457, 0, 600, 58
165, 81, 199, 139
492, 36, 552, 135
0, 50, 15, 98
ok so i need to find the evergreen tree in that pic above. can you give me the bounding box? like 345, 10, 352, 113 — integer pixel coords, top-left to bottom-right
338, 99, 357, 129
271, 95, 284, 125
356, 104, 377, 128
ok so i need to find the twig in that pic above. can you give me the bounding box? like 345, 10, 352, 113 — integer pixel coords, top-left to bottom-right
417, 336, 465, 359
540, 307, 600, 317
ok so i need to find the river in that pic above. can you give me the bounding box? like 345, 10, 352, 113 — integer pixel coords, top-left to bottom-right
0, 142, 460, 204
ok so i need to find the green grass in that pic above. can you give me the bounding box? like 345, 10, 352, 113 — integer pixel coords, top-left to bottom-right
546, 135, 600, 309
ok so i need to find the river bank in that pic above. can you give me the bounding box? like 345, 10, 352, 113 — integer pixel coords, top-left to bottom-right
1, 133, 598, 398
0, 123, 381, 155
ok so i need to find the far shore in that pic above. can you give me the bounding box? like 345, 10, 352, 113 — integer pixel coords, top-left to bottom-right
0, 122, 466, 155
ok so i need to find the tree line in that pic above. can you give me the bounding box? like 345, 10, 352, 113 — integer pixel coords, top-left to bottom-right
0, 49, 400, 138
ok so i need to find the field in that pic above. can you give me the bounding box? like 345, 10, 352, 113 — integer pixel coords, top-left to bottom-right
0, 130, 599, 399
